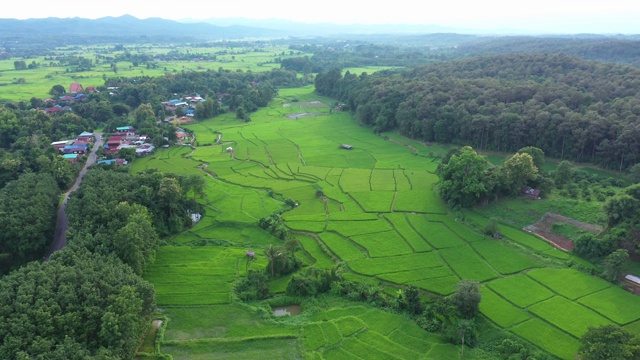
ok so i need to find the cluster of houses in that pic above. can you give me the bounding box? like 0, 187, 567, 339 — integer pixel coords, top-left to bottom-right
51, 131, 94, 163
161, 94, 205, 116
41, 82, 97, 115
51, 126, 155, 165
103, 126, 155, 156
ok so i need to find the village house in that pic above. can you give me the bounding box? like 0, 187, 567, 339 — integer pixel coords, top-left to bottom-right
51, 140, 73, 150
62, 143, 89, 155
104, 136, 125, 153
69, 82, 84, 94
97, 158, 128, 166
136, 144, 155, 156
63, 153, 80, 163
76, 131, 94, 143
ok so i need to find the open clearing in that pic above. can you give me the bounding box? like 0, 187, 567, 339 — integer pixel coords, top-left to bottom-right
139, 85, 640, 360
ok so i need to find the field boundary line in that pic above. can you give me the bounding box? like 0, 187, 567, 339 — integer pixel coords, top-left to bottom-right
390, 191, 397, 213
382, 216, 416, 253
405, 216, 437, 249
322, 230, 370, 259
161, 334, 299, 346
292, 231, 339, 264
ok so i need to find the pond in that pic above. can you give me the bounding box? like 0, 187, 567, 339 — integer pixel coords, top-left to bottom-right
272, 304, 302, 317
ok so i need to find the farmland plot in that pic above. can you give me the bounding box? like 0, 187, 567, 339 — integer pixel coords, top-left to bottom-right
138, 86, 640, 360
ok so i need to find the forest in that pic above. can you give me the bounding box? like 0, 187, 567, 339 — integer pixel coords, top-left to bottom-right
315, 53, 640, 170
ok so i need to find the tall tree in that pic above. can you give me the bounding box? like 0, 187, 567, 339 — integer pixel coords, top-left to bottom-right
503, 152, 538, 193
579, 324, 640, 360
439, 146, 490, 208
601, 249, 629, 282
452, 280, 481, 319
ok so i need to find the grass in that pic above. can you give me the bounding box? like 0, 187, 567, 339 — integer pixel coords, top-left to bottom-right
511, 319, 581, 360
578, 286, 640, 325
348, 191, 395, 213
297, 234, 335, 269
318, 232, 367, 261
440, 246, 499, 282
471, 239, 541, 275
384, 213, 432, 252
527, 268, 611, 300
393, 190, 447, 213
143, 246, 252, 305
479, 287, 530, 327
406, 217, 467, 249
348, 252, 445, 276
528, 296, 612, 337
377, 266, 455, 285
350, 230, 414, 258
327, 219, 392, 237
487, 275, 554, 308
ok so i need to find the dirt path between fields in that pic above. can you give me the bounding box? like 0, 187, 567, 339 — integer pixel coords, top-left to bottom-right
523, 212, 603, 252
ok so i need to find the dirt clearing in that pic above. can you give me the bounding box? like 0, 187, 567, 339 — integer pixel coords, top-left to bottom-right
523, 212, 603, 252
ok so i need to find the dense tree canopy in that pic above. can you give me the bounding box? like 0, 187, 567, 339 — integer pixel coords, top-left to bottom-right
0, 250, 155, 359
0, 172, 59, 260
579, 324, 640, 360
316, 54, 640, 170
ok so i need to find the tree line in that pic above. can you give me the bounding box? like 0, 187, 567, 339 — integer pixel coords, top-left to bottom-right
315, 53, 640, 171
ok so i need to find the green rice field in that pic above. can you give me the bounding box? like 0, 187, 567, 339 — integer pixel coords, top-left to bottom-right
136, 85, 640, 359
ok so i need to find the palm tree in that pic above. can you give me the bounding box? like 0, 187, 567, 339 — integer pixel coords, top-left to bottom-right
263, 245, 281, 277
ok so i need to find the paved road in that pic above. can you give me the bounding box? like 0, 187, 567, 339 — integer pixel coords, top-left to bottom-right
45, 133, 104, 260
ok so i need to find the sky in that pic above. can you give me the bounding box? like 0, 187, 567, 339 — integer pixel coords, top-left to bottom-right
4, 0, 640, 34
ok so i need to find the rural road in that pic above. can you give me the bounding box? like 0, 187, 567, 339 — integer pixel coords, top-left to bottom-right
45, 132, 104, 260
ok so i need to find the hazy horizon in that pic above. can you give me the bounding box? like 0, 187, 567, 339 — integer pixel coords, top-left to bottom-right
3, 0, 640, 34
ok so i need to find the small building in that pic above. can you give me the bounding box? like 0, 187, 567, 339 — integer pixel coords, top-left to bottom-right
97, 158, 128, 166
63, 153, 80, 163
51, 140, 73, 150
115, 126, 136, 133
45, 106, 63, 115
104, 136, 124, 153
340, 144, 353, 150
69, 82, 84, 94
185, 109, 195, 117
76, 131, 94, 142
62, 144, 89, 155
136, 144, 155, 155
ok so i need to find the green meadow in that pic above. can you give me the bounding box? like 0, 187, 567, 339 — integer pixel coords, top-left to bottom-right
0, 44, 309, 101
137, 85, 640, 359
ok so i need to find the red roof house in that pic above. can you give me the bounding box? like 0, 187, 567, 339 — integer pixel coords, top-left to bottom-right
69, 82, 84, 94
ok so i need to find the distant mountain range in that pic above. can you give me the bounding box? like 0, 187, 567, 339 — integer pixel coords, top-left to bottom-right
0, 15, 637, 47
0, 15, 286, 41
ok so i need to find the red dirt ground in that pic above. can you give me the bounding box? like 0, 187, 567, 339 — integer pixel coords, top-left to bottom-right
524, 212, 603, 252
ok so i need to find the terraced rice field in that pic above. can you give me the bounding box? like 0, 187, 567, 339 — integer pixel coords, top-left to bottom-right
139, 86, 640, 359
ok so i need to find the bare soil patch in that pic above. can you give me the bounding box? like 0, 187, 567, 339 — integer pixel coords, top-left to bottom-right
523, 212, 603, 252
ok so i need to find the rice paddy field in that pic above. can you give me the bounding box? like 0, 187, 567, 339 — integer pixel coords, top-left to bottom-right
138, 85, 640, 359
0, 44, 309, 102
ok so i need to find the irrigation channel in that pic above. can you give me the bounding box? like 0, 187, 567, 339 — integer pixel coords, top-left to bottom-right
45, 133, 104, 260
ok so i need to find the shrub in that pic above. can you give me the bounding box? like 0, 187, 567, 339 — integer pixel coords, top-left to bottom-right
234, 270, 271, 301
